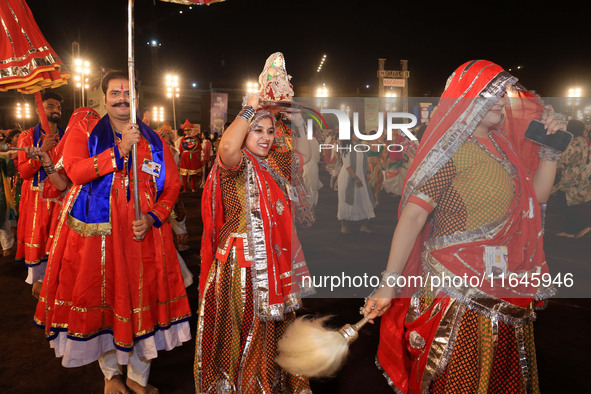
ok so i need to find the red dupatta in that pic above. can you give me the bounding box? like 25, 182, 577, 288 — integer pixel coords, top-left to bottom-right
397, 60, 550, 301
200, 150, 312, 320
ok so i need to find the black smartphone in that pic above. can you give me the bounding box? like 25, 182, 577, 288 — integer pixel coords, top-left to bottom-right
524, 119, 573, 152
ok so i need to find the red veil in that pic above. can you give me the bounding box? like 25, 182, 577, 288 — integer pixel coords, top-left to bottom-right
377, 60, 553, 393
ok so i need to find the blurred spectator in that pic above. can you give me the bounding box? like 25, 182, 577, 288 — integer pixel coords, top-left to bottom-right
0, 148, 16, 256
553, 119, 591, 238
5, 129, 21, 145
302, 128, 323, 207
5, 129, 22, 227
337, 135, 375, 233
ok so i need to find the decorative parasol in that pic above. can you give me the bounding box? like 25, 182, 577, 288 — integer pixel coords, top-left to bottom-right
0, 0, 69, 93
0, 0, 70, 134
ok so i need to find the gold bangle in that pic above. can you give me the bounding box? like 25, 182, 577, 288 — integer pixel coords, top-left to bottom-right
44, 164, 56, 175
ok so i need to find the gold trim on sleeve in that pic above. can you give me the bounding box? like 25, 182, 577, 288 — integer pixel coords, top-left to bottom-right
111, 148, 117, 170
93, 156, 100, 177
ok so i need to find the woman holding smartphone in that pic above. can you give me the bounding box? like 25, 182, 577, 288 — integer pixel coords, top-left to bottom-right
363, 60, 565, 393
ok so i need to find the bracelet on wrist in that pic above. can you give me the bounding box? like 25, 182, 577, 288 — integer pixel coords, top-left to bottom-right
538, 145, 561, 161
44, 163, 56, 175
366, 271, 401, 301
236, 105, 256, 124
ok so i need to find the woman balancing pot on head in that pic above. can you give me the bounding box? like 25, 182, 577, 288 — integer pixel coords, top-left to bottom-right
195, 92, 314, 392
363, 60, 566, 393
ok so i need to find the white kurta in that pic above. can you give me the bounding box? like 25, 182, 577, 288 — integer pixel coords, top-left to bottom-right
302, 138, 323, 207
337, 151, 375, 221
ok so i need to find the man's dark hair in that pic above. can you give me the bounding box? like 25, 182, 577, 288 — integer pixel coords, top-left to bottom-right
177, 128, 185, 137
42, 90, 63, 103
567, 119, 585, 138
101, 70, 129, 94
6, 129, 21, 144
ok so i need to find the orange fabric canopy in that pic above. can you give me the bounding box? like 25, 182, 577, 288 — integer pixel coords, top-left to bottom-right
0, 0, 69, 94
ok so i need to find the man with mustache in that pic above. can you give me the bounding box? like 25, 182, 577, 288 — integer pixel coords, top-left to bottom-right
16, 91, 67, 298
33, 71, 192, 394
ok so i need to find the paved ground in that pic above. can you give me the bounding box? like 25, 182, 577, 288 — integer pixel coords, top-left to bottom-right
1, 169, 589, 393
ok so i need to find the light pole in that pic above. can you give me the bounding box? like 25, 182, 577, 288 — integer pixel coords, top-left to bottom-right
246, 81, 259, 94
74, 59, 90, 107
152, 106, 165, 127
568, 87, 581, 118
15, 102, 31, 129
315, 84, 328, 109
316, 84, 328, 98
385, 91, 397, 112
339, 103, 350, 117
166, 74, 180, 129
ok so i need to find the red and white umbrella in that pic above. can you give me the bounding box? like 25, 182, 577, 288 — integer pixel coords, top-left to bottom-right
0, 0, 69, 94
0, 0, 70, 132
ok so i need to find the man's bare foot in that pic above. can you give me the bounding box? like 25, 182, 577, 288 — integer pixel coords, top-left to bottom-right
104, 376, 128, 394
556, 232, 575, 238
360, 225, 373, 234
126, 378, 159, 394
575, 226, 591, 239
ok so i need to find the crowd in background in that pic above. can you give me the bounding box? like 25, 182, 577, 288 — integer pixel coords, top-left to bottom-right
3, 112, 591, 265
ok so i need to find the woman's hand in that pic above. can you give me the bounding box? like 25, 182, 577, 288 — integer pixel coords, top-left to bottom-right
280, 109, 304, 128
247, 94, 260, 111
132, 213, 155, 240
541, 105, 566, 135
362, 295, 393, 324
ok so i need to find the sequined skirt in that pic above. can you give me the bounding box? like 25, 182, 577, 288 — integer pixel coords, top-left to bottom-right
194, 252, 310, 393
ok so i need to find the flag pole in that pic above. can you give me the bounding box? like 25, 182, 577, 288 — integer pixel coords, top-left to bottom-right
128, 0, 141, 223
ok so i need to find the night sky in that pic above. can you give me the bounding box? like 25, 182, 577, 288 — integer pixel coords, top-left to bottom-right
21, 0, 591, 97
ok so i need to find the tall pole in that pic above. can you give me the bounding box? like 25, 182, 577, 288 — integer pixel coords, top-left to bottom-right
80, 69, 85, 107
378, 58, 386, 99
172, 94, 177, 130
72, 42, 80, 108
128, 0, 141, 222
401, 59, 408, 115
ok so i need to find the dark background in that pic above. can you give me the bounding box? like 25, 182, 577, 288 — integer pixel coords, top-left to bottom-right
2, 0, 591, 129
22, 0, 591, 96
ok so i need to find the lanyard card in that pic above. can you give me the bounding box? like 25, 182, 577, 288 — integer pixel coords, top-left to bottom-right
141, 159, 161, 177
286, 184, 299, 202
484, 246, 508, 278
